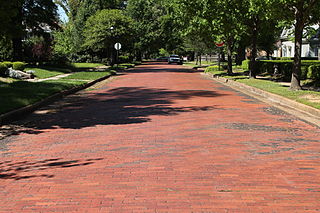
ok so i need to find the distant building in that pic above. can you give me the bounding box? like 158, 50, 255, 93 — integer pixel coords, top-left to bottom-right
273, 25, 320, 58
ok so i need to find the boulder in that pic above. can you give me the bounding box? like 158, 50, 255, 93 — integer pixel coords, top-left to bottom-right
6, 68, 34, 79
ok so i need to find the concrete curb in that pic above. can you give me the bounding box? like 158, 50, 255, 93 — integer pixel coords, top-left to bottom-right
203, 73, 320, 127
0, 73, 115, 125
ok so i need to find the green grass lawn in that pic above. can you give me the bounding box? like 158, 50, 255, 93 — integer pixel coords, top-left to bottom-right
205, 67, 247, 78
184, 61, 217, 67
0, 69, 114, 115
25, 67, 69, 79
0, 80, 84, 114
62, 70, 113, 81
205, 66, 320, 109
236, 78, 320, 109
72, 63, 105, 68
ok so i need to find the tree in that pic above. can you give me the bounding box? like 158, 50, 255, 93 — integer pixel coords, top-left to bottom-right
241, 0, 277, 78
206, 0, 247, 75
257, 19, 282, 57
7, 0, 59, 60
0, 36, 13, 60
126, 0, 188, 60
53, 23, 75, 59
177, 0, 247, 74
0, 0, 20, 36
278, 0, 320, 90
53, 0, 127, 61
83, 9, 134, 64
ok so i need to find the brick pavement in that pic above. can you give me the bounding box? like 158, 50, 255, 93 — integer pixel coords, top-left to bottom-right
0, 62, 320, 212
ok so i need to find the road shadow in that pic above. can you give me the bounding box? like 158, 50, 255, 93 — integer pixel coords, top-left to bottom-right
123, 62, 202, 73
123, 68, 202, 74
0, 158, 103, 180
4, 86, 226, 136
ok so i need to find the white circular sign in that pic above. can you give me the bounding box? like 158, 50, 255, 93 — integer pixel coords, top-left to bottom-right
114, 43, 122, 50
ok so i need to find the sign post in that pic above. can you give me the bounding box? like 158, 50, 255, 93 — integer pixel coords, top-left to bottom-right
114, 43, 122, 65
215, 42, 225, 71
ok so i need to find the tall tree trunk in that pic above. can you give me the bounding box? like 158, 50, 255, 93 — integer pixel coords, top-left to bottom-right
290, 6, 304, 90
12, 3, 23, 61
195, 52, 198, 65
236, 44, 246, 65
226, 42, 233, 75
12, 38, 23, 61
221, 51, 226, 62
249, 17, 258, 78
136, 50, 142, 61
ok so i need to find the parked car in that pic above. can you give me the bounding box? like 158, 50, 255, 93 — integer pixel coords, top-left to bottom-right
168, 55, 183, 65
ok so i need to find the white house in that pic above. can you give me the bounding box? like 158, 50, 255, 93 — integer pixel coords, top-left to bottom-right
273, 25, 320, 58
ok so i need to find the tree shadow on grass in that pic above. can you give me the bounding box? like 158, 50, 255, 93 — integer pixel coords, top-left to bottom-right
5, 86, 227, 135
0, 158, 103, 180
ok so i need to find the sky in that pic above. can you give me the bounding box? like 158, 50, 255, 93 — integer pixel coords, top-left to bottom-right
58, 5, 68, 23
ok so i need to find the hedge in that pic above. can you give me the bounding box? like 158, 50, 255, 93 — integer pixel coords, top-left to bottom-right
204, 65, 222, 73
242, 60, 250, 71
12, 62, 27, 71
3, 61, 13, 68
307, 65, 320, 81
118, 55, 131, 63
0, 63, 7, 76
241, 59, 320, 81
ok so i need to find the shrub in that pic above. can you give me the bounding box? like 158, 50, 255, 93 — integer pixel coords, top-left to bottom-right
274, 57, 293, 60
205, 65, 222, 73
301, 66, 309, 80
0, 62, 7, 76
254, 60, 320, 81
256, 61, 274, 75
240, 59, 320, 81
120, 63, 135, 68
101, 58, 109, 64
118, 55, 130, 63
12, 62, 27, 71
3, 61, 13, 68
307, 65, 320, 81
241, 60, 250, 71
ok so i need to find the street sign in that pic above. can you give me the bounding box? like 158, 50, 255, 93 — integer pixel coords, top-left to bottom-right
215, 42, 225, 47
114, 43, 122, 50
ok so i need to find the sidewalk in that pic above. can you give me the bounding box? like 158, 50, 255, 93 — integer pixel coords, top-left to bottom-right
26, 73, 73, 82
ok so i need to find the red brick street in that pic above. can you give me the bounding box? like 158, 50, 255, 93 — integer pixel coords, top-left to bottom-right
0, 62, 320, 212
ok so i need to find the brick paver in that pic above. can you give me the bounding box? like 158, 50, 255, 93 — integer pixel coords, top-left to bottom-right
0, 62, 320, 212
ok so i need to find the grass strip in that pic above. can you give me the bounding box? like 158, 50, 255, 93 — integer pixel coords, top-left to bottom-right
72, 63, 105, 68
205, 68, 320, 109
62, 70, 113, 80
236, 78, 320, 110
25, 67, 68, 79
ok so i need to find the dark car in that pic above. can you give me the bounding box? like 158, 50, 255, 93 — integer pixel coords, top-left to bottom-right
168, 55, 183, 65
